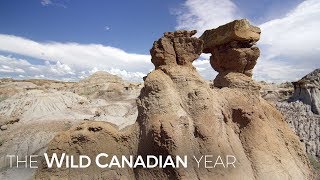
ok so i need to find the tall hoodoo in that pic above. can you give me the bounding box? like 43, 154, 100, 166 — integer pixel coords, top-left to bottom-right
200, 19, 261, 90
35, 21, 313, 180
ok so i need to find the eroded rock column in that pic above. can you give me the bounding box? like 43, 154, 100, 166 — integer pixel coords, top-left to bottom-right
150, 30, 203, 68
200, 19, 261, 90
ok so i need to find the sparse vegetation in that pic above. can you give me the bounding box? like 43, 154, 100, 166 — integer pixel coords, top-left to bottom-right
308, 154, 320, 174
0, 139, 4, 146
0, 95, 8, 102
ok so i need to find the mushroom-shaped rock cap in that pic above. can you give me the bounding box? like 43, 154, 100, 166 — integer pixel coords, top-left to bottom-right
200, 19, 261, 53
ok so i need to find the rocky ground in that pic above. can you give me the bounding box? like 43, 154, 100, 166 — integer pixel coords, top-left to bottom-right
260, 69, 320, 176
0, 71, 142, 179
2, 75, 318, 180
259, 69, 320, 177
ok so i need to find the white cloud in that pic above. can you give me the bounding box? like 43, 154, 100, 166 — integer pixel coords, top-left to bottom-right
256, 0, 320, 81
174, 0, 239, 35
105, 26, 111, 31
193, 58, 217, 80
0, 61, 27, 73
41, 0, 52, 6
0, 55, 74, 79
0, 55, 147, 82
254, 60, 307, 83
174, 0, 320, 82
40, 0, 67, 8
0, 34, 152, 81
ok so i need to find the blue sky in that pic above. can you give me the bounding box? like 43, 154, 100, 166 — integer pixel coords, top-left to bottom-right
0, 0, 182, 54
0, 0, 319, 82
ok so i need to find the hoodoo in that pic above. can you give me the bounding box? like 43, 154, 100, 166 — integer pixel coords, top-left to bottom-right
290, 68, 320, 115
35, 20, 313, 180
200, 19, 261, 91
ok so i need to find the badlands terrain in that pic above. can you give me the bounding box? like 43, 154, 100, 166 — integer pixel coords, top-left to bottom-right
0, 19, 319, 179
0, 71, 142, 179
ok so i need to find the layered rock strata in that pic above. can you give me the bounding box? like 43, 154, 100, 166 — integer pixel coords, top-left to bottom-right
276, 101, 320, 160
290, 69, 320, 115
